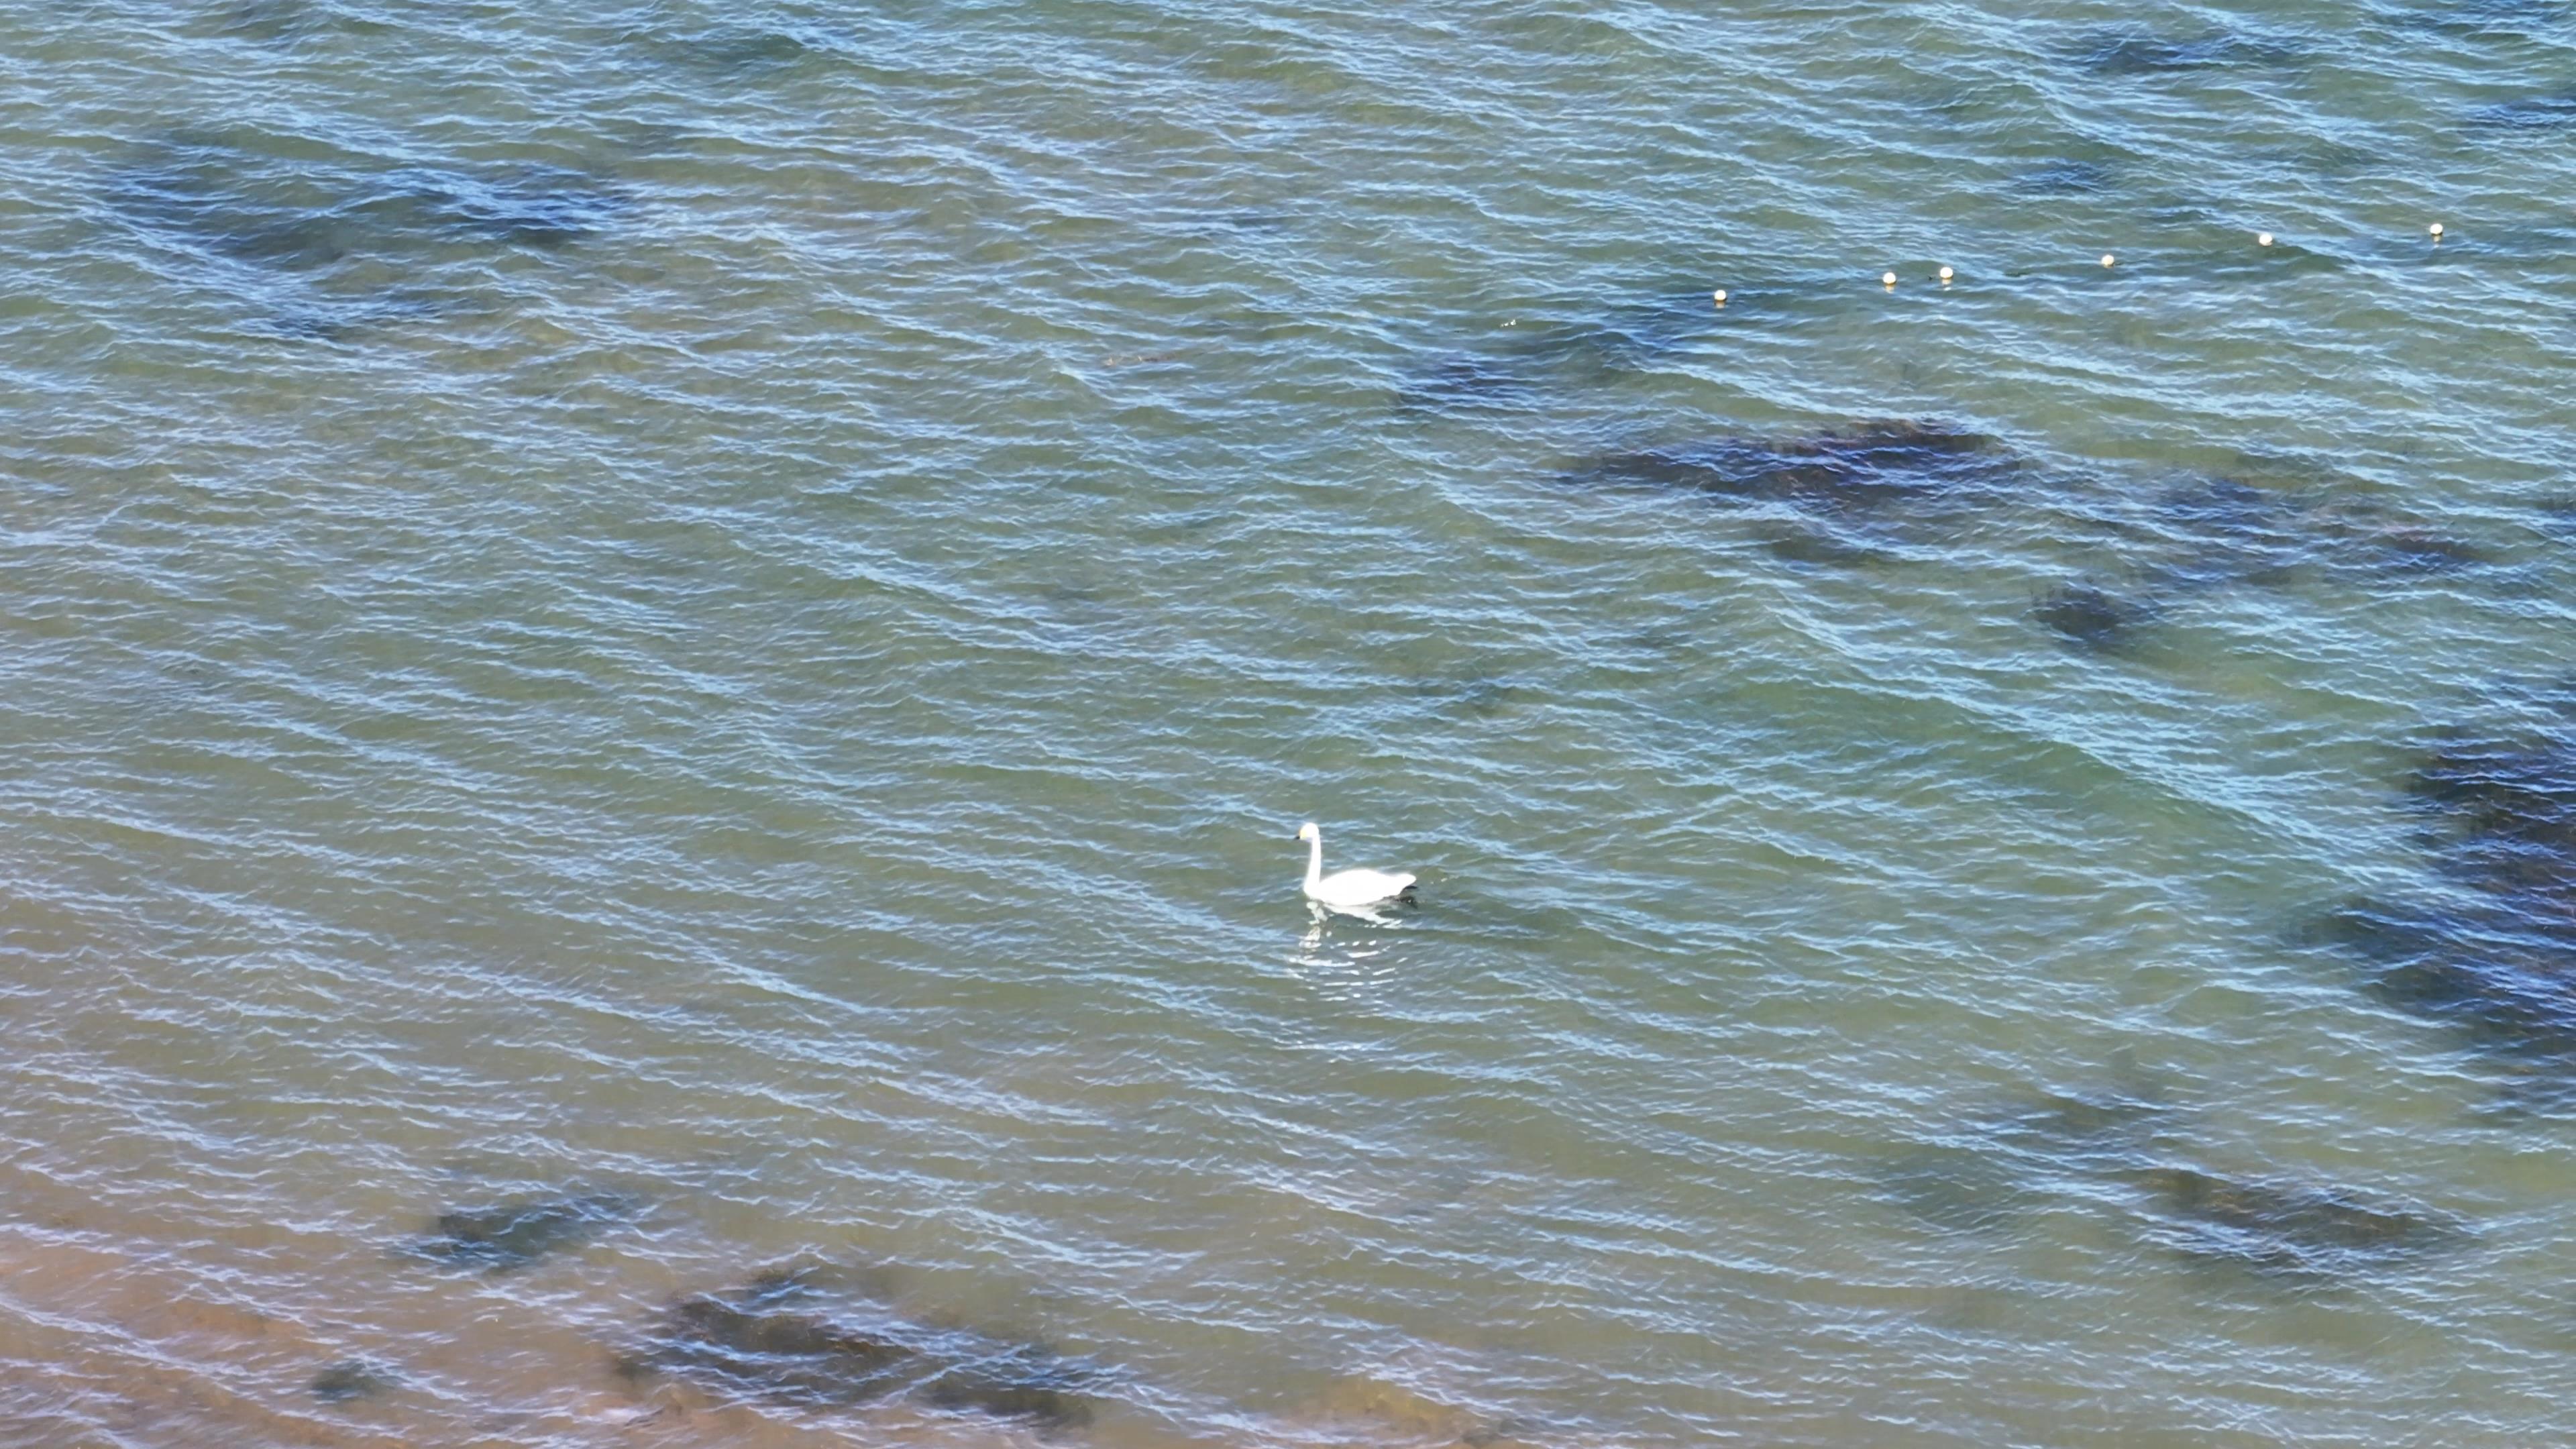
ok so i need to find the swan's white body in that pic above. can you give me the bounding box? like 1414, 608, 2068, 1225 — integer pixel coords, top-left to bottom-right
1297, 822, 1417, 908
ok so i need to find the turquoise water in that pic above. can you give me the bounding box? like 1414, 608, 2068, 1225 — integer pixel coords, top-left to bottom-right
5, 1, 2576, 1444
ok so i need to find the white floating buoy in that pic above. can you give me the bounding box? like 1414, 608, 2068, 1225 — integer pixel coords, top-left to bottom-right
2256, 231, 2273, 246
2429, 221, 2445, 239
2100, 253, 2116, 268
1712, 288, 1727, 307
1882, 270, 1897, 286
1938, 265, 1955, 282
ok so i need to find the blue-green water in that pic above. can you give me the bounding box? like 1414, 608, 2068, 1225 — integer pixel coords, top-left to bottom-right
6, 1, 2576, 1444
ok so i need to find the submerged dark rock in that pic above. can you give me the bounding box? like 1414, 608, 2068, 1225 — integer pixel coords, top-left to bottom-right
2033, 581, 2155, 653
413, 1191, 637, 1272
309, 1358, 398, 1404
644, 1282, 918, 1407
627, 1267, 1105, 1427
924, 1360, 1097, 1428
2128, 1165, 2463, 1274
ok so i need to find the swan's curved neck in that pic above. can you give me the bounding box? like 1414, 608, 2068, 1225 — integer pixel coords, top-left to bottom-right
1304, 833, 1324, 890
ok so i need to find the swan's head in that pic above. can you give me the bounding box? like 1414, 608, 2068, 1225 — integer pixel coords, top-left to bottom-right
1295, 821, 1320, 843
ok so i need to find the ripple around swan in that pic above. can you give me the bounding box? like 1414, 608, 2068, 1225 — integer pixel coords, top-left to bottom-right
5, 0, 2576, 1444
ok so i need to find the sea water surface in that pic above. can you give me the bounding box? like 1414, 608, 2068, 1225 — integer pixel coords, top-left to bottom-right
6, 1, 2576, 1444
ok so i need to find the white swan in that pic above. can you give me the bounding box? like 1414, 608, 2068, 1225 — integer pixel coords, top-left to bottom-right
1295, 822, 1417, 908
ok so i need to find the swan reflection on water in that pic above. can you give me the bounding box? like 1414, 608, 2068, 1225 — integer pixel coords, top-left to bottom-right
1293, 895, 1417, 967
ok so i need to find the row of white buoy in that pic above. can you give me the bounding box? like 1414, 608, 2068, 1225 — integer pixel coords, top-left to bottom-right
1714, 224, 2452, 305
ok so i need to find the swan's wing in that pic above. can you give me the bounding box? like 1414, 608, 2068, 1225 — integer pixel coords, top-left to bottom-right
1318, 867, 1417, 902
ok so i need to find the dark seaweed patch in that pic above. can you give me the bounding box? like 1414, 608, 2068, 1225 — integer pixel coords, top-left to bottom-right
2213, 481, 2493, 578
213, 0, 320, 43
2539, 496, 2576, 539
625, 21, 840, 79
1756, 522, 1881, 568
1878, 1142, 2033, 1232
2406, 733, 2576, 900
2127, 1166, 2463, 1275
1406, 672, 1515, 720
107, 143, 357, 270
385, 165, 611, 248
310, 1358, 398, 1404
703, 30, 822, 72
2010, 159, 2112, 195
2154, 475, 2294, 549
2079, 34, 2224, 74
2140, 474, 2313, 588
2063, 473, 2486, 649
1394, 292, 1711, 413
2320, 898, 2576, 1049
2316, 724, 2576, 1068
265, 309, 364, 341
262, 290, 441, 342
1997, 1087, 2172, 1161
103, 133, 620, 276
412, 1191, 637, 1272
2033, 581, 2156, 653
2369, 527, 2487, 573
1393, 356, 1536, 415
2400, 0, 2573, 36
1885, 1083, 2171, 1233
1522, 299, 1707, 374
1568, 419, 2015, 520
1895, 1084, 2461, 1282
2195, 239, 2350, 284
